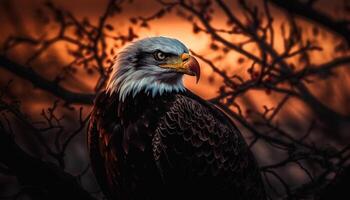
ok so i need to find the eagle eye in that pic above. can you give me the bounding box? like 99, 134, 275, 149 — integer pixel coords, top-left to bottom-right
154, 51, 166, 61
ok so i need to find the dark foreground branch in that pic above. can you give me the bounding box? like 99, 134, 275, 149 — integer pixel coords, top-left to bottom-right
0, 126, 97, 200
268, 0, 350, 45
0, 55, 94, 105
319, 166, 350, 200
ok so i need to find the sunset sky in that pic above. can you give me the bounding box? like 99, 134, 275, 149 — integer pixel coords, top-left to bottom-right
1, 0, 349, 116
1, 1, 350, 197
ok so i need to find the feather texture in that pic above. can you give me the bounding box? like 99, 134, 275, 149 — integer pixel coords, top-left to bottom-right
88, 90, 266, 200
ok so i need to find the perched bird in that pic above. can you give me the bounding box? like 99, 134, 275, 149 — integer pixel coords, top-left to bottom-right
88, 36, 266, 200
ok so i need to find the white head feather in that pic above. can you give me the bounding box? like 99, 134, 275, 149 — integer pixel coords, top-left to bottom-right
106, 37, 189, 101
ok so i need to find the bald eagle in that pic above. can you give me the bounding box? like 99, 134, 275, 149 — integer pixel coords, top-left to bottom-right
88, 37, 266, 200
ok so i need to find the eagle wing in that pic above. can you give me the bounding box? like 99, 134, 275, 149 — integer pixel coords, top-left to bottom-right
152, 92, 266, 199
88, 91, 265, 199
88, 92, 161, 200
88, 92, 122, 199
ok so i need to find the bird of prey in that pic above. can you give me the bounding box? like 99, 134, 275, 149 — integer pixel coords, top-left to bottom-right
88, 36, 266, 200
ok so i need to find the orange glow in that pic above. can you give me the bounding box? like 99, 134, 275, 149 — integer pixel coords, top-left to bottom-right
1, 0, 349, 123
1, 2, 350, 198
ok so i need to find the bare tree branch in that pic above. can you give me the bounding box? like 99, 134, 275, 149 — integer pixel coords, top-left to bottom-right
268, 0, 350, 45
0, 55, 94, 104
0, 121, 97, 200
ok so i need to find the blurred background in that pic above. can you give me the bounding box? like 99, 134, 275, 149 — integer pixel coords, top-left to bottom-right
0, 0, 349, 199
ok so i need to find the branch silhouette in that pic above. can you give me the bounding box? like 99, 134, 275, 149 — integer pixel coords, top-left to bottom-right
0, 56, 95, 105
0, 0, 349, 199
268, 0, 350, 45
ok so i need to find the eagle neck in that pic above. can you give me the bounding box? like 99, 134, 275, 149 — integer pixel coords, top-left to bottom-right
106, 68, 186, 102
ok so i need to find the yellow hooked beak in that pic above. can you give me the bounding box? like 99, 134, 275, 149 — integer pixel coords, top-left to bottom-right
159, 53, 201, 83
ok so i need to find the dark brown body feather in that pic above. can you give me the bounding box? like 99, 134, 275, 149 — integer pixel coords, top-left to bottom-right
88, 90, 266, 200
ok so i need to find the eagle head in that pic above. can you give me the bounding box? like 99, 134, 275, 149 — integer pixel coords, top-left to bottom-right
106, 36, 200, 101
